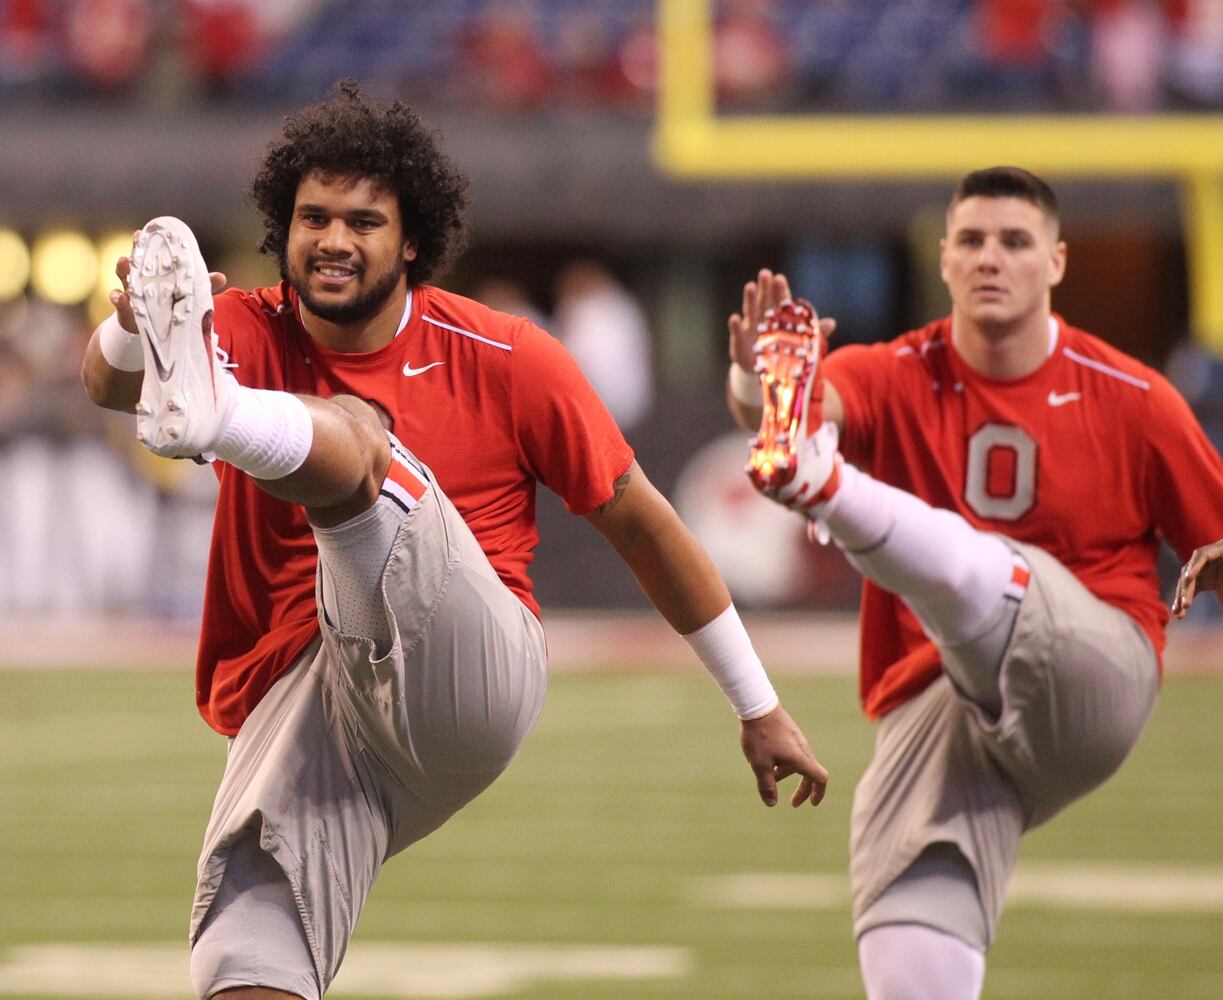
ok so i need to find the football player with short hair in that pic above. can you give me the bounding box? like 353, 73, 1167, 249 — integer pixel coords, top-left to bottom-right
727, 166, 1223, 999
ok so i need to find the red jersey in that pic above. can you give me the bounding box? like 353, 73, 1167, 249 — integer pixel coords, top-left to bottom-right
823, 315, 1223, 720
197, 282, 634, 735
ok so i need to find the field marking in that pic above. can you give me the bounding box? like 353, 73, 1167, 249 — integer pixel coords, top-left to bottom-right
0, 942, 691, 999
694, 863, 1223, 913
4, 612, 1222, 675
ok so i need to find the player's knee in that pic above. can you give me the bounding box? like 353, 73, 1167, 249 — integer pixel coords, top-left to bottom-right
858, 842, 988, 950
190, 836, 320, 1000
329, 395, 391, 474
303, 395, 392, 521
191, 926, 316, 1000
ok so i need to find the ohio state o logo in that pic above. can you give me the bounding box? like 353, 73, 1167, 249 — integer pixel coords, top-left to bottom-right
965, 423, 1036, 520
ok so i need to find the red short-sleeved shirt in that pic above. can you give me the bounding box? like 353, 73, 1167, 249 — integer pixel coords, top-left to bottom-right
823, 315, 1223, 720
197, 282, 634, 735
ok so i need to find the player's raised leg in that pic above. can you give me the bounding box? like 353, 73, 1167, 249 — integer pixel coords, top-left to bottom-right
749, 299, 1021, 714
127, 216, 389, 529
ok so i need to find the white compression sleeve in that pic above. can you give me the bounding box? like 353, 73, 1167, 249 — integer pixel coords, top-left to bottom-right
683, 604, 778, 720
819, 463, 1016, 646
858, 924, 985, 1000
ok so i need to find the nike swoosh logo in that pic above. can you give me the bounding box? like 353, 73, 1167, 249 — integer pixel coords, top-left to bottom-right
402, 360, 445, 377
1047, 390, 1082, 407
144, 331, 175, 382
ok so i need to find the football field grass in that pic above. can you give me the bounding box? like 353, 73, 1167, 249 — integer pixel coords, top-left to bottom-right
1, 668, 1221, 999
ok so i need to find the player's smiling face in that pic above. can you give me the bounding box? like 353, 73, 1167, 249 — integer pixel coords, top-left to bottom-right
940, 196, 1066, 333
286, 171, 418, 325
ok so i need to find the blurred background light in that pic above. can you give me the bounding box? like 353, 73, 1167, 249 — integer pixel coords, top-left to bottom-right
89, 230, 136, 325
0, 229, 31, 301
30, 230, 98, 305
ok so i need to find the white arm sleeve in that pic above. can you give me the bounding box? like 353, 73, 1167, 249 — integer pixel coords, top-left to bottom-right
683, 603, 778, 720
97, 312, 145, 371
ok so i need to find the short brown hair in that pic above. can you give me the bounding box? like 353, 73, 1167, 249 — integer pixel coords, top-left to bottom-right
950, 167, 1059, 225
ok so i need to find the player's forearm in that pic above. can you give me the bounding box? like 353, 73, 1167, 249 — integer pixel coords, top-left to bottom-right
586, 465, 729, 633
628, 521, 785, 719
726, 362, 763, 431
610, 502, 730, 634
82, 317, 142, 412
587, 465, 778, 719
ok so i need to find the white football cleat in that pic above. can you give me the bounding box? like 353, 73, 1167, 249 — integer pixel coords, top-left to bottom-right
127, 217, 230, 458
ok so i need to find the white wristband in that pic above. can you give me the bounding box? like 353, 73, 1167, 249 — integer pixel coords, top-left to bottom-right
97, 312, 145, 372
728, 362, 763, 407
683, 603, 778, 720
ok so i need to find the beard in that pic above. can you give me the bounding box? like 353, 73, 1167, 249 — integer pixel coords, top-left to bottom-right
288, 252, 406, 324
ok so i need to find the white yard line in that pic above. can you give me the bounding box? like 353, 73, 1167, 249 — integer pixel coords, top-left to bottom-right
0, 942, 691, 999
694, 863, 1223, 912
5, 612, 1222, 674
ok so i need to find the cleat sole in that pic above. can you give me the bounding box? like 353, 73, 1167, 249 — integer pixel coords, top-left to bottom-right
746, 299, 826, 495
127, 217, 225, 459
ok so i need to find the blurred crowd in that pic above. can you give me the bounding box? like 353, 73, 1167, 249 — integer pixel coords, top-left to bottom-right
2, 0, 1221, 113
0, 297, 218, 620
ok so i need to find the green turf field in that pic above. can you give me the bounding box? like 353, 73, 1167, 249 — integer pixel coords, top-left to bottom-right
2, 669, 1221, 999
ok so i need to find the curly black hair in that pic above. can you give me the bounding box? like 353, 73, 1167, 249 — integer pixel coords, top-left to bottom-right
250, 81, 469, 284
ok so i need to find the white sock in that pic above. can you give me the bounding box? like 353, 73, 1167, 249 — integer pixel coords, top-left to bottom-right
858, 924, 985, 1000
818, 463, 1016, 645
211, 375, 314, 481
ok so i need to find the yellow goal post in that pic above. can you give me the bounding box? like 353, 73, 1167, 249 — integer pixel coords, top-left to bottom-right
652, 0, 1223, 354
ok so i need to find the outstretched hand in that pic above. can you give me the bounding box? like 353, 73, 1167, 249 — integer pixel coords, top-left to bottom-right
1172, 538, 1223, 618
110, 231, 227, 334
739, 703, 829, 807
727, 268, 836, 370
